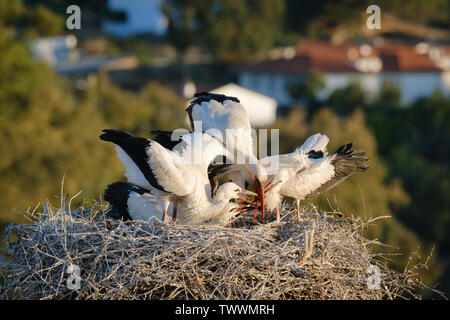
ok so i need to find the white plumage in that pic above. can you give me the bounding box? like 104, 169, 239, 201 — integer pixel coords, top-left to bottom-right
186, 92, 267, 221
101, 130, 255, 225
101, 92, 369, 226
261, 133, 330, 221
103, 182, 170, 222
263, 134, 369, 222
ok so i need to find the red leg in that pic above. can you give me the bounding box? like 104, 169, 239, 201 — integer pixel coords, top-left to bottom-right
276, 206, 280, 222
172, 202, 178, 225
253, 200, 259, 222
260, 195, 265, 224
161, 201, 169, 222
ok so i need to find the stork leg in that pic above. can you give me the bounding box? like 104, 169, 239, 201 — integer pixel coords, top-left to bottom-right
172, 202, 178, 225
276, 205, 280, 222
161, 201, 170, 222
295, 199, 300, 223
253, 200, 259, 222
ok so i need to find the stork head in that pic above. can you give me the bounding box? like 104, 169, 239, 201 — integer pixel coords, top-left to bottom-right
214, 182, 257, 204
265, 169, 289, 192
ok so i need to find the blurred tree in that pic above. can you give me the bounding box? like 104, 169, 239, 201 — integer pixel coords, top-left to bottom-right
367, 86, 450, 249
162, 0, 204, 61
288, 71, 325, 115
0, 1, 188, 225
0, 0, 63, 38
283, 0, 449, 38
326, 82, 367, 117
272, 107, 440, 286
377, 0, 449, 27
25, 0, 126, 30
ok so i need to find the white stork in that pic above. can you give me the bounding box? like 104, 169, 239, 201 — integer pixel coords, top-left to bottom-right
100, 129, 255, 225
262, 134, 369, 222
100, 129, 182, 222
186, 92, 268, 222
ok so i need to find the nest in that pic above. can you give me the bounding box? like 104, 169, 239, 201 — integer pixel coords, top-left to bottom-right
0, 201, 433, 300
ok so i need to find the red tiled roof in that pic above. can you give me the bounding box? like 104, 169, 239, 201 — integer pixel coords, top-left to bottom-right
378, 45, 441, 71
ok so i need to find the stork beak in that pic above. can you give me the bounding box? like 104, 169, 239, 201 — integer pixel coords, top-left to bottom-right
264, 183, 274, 192
239, 189, 258, 197
264, 176, 275, 191
255, 179, 265, 223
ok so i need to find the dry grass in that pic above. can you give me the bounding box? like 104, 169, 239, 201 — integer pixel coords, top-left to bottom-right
0, 199, 439, 300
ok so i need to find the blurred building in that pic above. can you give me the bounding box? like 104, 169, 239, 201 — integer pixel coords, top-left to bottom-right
237, 41, 450, 107
31, 35, 138, 77
211, 83, 278, 127
31, 35, 78, 66
102, 0, 167, 37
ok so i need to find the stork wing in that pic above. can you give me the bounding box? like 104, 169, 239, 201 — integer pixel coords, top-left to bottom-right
146, 140, 197, 196
147, 132, 226, 196
281, 143, 369, 200
100, 129, 165, 191
281, 156, 335, 200
259, 133, 330, 177
149, 130, 187, 150
186, 92, 254, 157
302, 143, 369, 199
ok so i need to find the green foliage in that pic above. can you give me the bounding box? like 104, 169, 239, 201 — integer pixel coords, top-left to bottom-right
283, 0, 449, 38
284, 78, 450, 294
272, 106, 440, 287
0, 2, 187, 224
326, 82, 368, 117
288, 71, 325, 111
368, 90, 450, 248
0, 0, 63, 38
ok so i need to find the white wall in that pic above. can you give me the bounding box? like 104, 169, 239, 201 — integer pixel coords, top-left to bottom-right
320, 73, 380, 100
239, 71, 299, 106
380, 72, 447, 103
239, 70, 448, 107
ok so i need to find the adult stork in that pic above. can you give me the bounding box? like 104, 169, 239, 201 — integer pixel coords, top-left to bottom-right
100, 129, 255, 225
100, 129, 184, 222
262, 134, 369, 222
186, 92, 268, 221
104, 181, 171, 221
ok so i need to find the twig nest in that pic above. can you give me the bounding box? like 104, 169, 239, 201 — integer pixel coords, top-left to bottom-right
0, 203, 429, 299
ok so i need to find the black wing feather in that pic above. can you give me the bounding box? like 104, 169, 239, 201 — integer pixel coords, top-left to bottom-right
304, 142, 369, 199
99, 129, 166, 192
149, 130, 186, 151
103, 182, 149, 221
